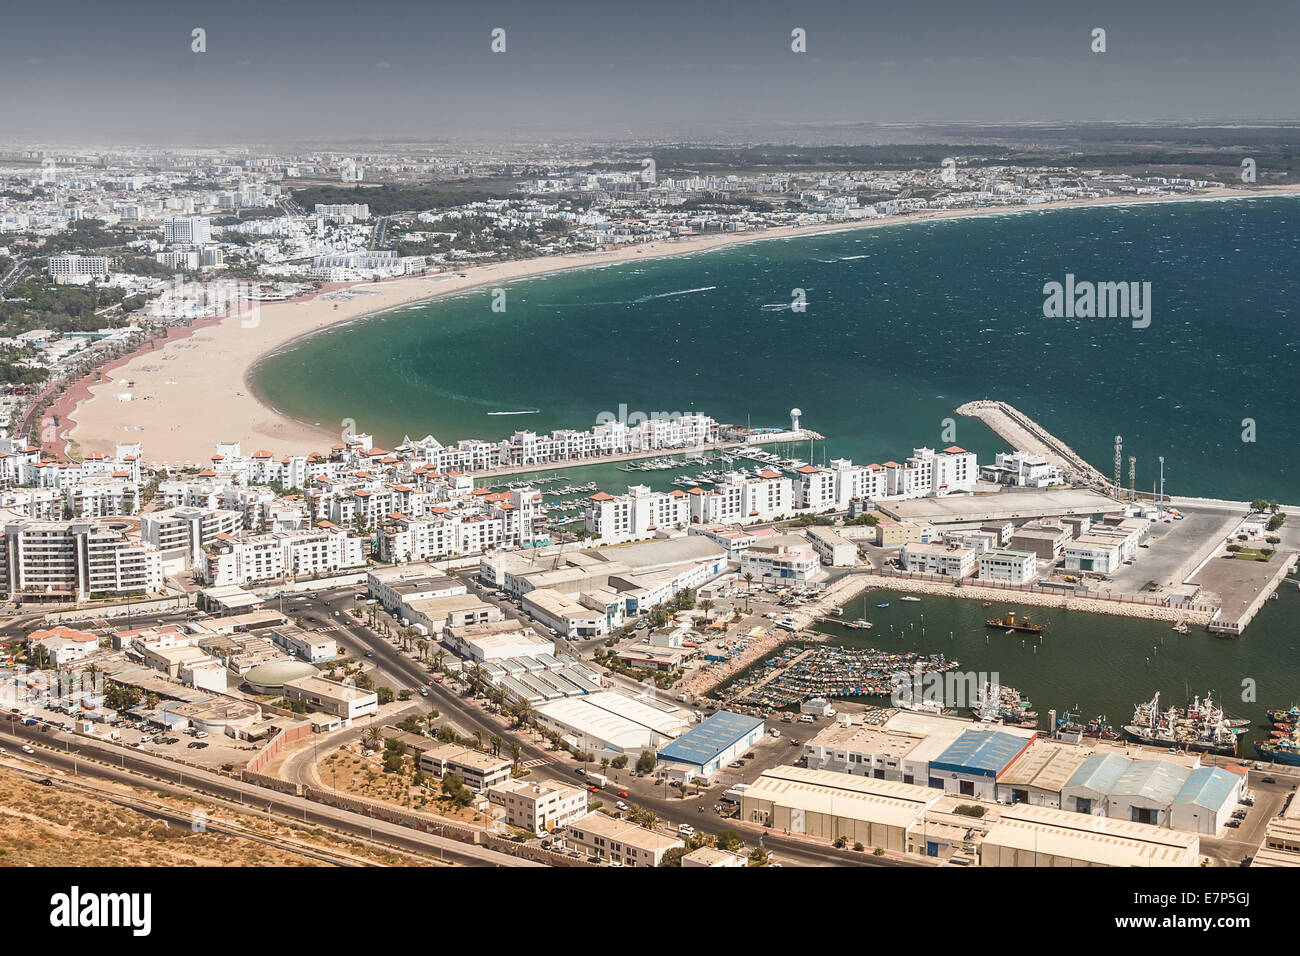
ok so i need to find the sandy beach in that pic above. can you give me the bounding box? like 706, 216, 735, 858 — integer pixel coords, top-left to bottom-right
63, 184, 1300, 466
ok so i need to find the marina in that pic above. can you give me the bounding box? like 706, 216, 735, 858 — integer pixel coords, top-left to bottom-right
712, 642, 961, 712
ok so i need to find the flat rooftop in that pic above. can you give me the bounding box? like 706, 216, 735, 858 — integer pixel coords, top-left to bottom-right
878, 488, 1120, 524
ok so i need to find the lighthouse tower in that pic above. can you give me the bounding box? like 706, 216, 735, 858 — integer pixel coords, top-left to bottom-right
790, 407, 802, 433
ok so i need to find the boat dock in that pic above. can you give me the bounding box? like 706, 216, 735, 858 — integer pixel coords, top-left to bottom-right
469, 427, 825, 480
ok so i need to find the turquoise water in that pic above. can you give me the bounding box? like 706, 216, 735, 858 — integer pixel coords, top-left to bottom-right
254, 196, 1300, 736
812, 584, 1300, 758
257, 195, 1300, 503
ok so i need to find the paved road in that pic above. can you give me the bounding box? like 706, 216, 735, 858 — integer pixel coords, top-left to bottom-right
0, 261, 28, 296
1, 719, 538, 866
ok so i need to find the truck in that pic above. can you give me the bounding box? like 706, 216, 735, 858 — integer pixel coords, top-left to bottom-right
587, 772, 609, 789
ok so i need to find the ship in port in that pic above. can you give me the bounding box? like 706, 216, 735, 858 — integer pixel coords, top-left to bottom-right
1123, 691, 1246, 755
970, 682, 1037, 727
985, 611, 1045, 633
1054, 710, 1120, 739
1257, 705, 1300, 765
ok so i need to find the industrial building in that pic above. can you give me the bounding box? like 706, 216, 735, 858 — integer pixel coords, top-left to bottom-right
976, 803, 1200, 867
655, 711, 765, 782
927, 727, 1038, 800
977, 549, 1038, 585
740, 765, 944, 854
532, 691, 689, 758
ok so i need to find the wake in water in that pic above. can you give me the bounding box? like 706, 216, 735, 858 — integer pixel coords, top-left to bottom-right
632, 285, 717, 303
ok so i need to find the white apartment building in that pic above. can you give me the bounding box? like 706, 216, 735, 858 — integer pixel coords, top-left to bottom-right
65, 478, 140, 519
900, 541, 977, 578
794, 465, 838, 511
314, 203, 370, 220
1, 518, 162, 602
830, 459, 890, 507
488, 779, 589, 835
739, 535, 821, 584
163, 216, 212, 244
47, 254, 109, 280
686, 470, 793, 525
584, 485, 690, 543
885, 447, 978, 498
201, 526, 365, 586
977, 549, 1038, 585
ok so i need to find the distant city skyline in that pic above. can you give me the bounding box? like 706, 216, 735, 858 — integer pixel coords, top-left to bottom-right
4, 0, 1300, 143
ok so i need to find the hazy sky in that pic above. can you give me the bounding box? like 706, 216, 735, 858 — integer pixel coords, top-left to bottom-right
4, 0, 1300, 143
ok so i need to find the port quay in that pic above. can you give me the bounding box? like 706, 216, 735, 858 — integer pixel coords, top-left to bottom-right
468, 399, 1293, 637
949, 401, 1299, 635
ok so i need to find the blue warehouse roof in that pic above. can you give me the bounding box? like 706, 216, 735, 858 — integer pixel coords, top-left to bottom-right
657, 711, 765, 768
1065, 753, 1131, 793
930, 729, 1032, 778
1111, 760, 1190, 804
1174, 767, 1240, 811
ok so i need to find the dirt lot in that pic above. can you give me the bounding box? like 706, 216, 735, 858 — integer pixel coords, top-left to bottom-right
0, 762, 410, 866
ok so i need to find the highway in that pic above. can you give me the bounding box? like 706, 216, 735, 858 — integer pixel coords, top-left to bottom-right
0, 261, 28, 296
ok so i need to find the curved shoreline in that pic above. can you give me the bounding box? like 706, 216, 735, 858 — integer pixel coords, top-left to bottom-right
65, 185, 1300, 464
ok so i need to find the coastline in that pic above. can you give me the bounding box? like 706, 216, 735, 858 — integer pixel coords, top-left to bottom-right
63, 184, 1300, 465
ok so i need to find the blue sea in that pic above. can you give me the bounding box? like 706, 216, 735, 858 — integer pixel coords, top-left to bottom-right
255, 195, 1300, 503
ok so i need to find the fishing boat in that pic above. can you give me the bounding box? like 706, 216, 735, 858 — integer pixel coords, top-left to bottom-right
899, 596, 921, 603
1123, 691, 1242, 756
1266, 705, 1300, 725
845, 619, 873, 630
875, 602, 890, 609
970, 682, 1037, 726
985, 611, 1045, 633
1083, 715, 1120, 740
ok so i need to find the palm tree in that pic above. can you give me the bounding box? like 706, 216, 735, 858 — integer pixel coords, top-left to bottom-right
513, 699, 533, 729
509, 741, 523, 769
743, 572, 755, 612
472, 729, 483, 752
489, 734, 502, 756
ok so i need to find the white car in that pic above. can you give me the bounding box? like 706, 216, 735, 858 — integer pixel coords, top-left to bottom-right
616, 801, 629, 811
21, 745, 34, 754
677, 824, 695, 836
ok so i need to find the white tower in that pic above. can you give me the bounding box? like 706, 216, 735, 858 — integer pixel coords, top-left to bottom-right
790, 407, 802, 433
